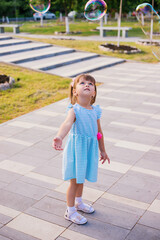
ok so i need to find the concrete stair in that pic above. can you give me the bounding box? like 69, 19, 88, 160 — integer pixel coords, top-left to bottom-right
0, 42, 52, 56
46, 56, 125, 77
0, 38, 31, 47
0, 46, 75, 63
18, 52, 99, 71
0, 35, 125, 77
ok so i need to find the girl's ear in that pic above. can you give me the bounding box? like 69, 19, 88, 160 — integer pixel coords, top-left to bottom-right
73, 89, 77, 96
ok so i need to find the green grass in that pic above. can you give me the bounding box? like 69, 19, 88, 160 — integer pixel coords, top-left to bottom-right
1, 19, 159, 123
19, 37, 159, 63
18, 19, 160, 38
6, 19, 145, 37
0, 63, 70, 124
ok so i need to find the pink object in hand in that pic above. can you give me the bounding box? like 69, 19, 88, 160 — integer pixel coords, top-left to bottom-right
97, 132, 102, 140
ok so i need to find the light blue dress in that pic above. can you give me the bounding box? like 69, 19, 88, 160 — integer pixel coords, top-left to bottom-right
63, 103, 102, 184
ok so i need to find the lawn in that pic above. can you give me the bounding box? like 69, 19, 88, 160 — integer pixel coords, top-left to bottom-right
0, 63, 70, 124
19, 37, 159, 63
6, 19, 145, 37
1, 19, 159, 123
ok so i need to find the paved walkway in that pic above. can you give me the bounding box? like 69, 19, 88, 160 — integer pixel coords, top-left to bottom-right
0, 59, 160, 239
6, 32, 141, 42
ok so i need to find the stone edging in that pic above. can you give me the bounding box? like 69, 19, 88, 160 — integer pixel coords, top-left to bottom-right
99, 44, 141, 54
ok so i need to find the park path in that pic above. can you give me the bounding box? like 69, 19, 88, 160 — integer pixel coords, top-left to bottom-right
0, 34, 160, 239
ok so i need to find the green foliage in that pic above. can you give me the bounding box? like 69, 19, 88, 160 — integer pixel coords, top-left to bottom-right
0, 0, 159, 18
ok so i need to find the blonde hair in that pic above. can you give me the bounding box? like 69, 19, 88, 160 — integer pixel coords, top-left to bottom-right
69, 74, 97, 105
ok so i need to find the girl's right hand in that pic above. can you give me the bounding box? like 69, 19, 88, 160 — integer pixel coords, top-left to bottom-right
52, 136, 63, 151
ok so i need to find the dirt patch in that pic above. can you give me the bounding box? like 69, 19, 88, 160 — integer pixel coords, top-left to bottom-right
99, 43, 141, 54
55, 31, 82, 35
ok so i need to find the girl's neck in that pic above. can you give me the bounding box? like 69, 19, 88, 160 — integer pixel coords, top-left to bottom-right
77, 97, 92, 109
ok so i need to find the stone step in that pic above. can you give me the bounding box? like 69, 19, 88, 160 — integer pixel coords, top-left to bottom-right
0, 42, 52, 56
0, 35, 12, 41
1, 46, 75, 63
0, 38, 31, 47
18, 52, 99, 71
46, 56, 125, 77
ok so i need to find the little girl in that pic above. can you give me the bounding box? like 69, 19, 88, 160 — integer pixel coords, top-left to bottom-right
53, 74, 110, 225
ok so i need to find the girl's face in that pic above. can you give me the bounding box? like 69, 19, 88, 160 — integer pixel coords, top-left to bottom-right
74, 78, 96, 99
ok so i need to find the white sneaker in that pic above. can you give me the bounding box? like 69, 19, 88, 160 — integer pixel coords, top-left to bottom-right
64, 209, 87, 225
75, 202, 95, 213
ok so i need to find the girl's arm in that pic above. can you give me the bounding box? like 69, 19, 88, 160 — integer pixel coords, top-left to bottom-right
53, 108, 75, 150
97, 119, 110, 164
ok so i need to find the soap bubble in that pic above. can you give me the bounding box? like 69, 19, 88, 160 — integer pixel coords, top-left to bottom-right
84, 0, 107, 21
30, 0, 51, 14
136, 3, 160, 60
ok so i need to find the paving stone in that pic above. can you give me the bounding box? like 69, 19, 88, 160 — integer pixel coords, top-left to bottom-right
0, 181, 8, 189
56, 237, 68, 240
11, 127, 53, 144
125, 224, 160, 240
0, 213, 12, 225
47, 190, 66, 202
85, 171, 118, 191
0, 125, 25, 138
19, 173, 61, 190
33, 196, 66, 217
55, 182, 104, 202
8, 153, 48, 167
0, 226, 41, 240
0, 169, 21, 184
0, 189, 36, 212
96, 197, 147, 216
117, 171, 160, 193
139, 211, 160, 230
106, 146, 145, 165
4, 180, 50, 200
25, 206, 71, 228
61, 229, 97, 240
0, 235, 11, 240
33, 164, 62, 179
20, 146, 58, 160
69, 217, 129, 240
85, 203, 140, 230
0, 160, 35, 175
0, 141, 27, 157
7, 213, 65, 240
122, 131, 160, 146
134, 151, 160, 171
0, 154, 8, 162
108, 183, 158, 204
47, 154, 63, 169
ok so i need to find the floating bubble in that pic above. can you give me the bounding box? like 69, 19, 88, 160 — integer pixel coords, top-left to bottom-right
30, 0, 51, 14
84, 0, 107, 21
136, 3, 160, 60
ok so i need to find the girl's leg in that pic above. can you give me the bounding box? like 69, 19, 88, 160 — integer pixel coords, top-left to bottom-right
66, 178, 78, 207
65, 179, 87, 224
75, 183, 94, 214
75, 183, 83, 197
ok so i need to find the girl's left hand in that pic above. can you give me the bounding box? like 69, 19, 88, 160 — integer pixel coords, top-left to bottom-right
52, 136, 63, 151
99, 151, 110, 164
